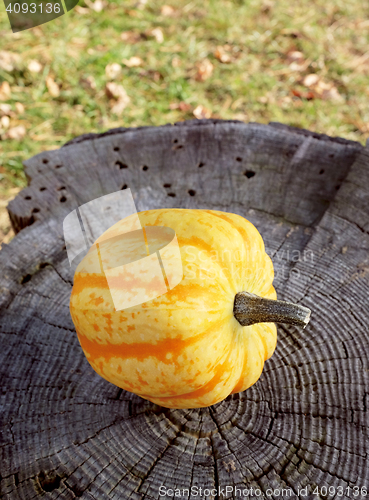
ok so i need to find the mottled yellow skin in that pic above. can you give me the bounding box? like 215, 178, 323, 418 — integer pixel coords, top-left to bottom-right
70, 209, 277, 408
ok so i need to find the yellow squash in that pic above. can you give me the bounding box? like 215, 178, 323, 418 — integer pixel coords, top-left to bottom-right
70, 209, 310, 409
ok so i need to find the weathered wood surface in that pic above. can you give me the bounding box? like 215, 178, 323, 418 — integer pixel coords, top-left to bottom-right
1, 119, 369, 499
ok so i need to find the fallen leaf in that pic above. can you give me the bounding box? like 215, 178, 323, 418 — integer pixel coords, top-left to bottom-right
0, 104, 12, 116
257, 91, 276, 104
260, 0, 274, 14
0, 116, 10, 129
71, 38, 87, 48
172, 56, 181, 68
46, 76, 60, 97
285, 50, 310, 72
15, 102, 25, 114
316, 82, 344, 102
214, 46, 232, 63
193, 105, 212, 119
169, 101, 192, 111
121, 31, 143, 44
135, 0, 147, 9
111, 98, 130, 115
80, 75, 96, 90
0, 82, 11, 101
303, 73, 319, 87
84, 0, 105, 12
302, 74, 344, 102
122, 56, 143, 67
105, 63, 122, 79
127, 9, 140, 17
74, 5, 89, 13
147, 27, 164, 43
3, 125, 26, 140
28, 60, 43, 73
292, 89, 315, 100
105, 82, 129, 100
0, 51, 21, 72
161, 4, 175, 16
195, 58, 214, 81
286, 50, 304, 64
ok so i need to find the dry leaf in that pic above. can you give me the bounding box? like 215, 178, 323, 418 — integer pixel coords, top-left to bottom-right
46, 76, 60, 97
15, 102, 25, 114
285, 50, 310, 72
214, 46, 232, 63
286, 51, 304, 64
193, 105, 212, 119
303, 73, 319, 87
80, 75, 96, 90
292, 89, 315, 100
3, 125, 26, 140
147, 27, 164, 43
169, 101, 192, 111
195, 58, 214, 81
135, 0, 147, 9
84, 0, 105, 12
105, 63, 122, 79
302, 74, 344, 102
111, 98, 130, 115
0, 103, 11, 116
120, 31, 143, 44
105, 82, 129, 100
315, 81, 344, 102
105, 82, 130, 115
172, 56, 181, 68
0, 82, 11, 101
28, 60, 43, 73
74, 5, 89, 14
161, 4, 175, 16
71, 38, 87, 48
257, 91, 276, 104
122, 56, 143, 67
0, 51, 21, 72
0, 116, 10, 129
260, 0, 274, 14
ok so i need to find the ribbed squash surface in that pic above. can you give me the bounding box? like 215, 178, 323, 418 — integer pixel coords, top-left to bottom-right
70, 209, 277, 408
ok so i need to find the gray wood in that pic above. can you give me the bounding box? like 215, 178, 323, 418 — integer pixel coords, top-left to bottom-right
1, 119, 368, 499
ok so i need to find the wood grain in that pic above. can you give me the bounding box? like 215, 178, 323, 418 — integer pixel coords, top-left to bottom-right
1, 119, 368, 499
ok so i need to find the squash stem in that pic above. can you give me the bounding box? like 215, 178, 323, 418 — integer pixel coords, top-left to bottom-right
233, 291, 311, 329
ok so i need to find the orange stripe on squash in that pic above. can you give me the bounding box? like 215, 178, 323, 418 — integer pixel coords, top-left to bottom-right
70, 208, 279, 409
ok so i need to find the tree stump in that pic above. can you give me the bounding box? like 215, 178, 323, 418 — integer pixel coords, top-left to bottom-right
1, 119, 369, 499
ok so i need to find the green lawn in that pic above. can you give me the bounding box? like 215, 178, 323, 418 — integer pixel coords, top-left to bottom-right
0, 0, 369, 192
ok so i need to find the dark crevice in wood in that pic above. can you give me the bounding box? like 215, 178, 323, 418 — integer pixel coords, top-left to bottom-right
37, 471, 62, 492
116, 160, 128, 169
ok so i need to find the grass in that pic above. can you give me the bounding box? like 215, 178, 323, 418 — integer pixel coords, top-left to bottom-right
0, 0, 369, 194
